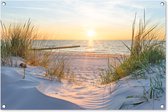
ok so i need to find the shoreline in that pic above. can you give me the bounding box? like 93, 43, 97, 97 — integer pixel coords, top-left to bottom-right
42, 51, 130, 58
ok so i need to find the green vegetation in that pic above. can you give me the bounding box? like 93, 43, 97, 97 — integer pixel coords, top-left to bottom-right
101, 11, 165, 108
100, 11, 165, 84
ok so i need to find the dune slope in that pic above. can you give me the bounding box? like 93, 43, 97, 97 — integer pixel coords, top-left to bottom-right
1, 67, 82, 110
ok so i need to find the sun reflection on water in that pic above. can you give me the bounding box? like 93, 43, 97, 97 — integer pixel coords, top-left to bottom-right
87, 40, 95, 52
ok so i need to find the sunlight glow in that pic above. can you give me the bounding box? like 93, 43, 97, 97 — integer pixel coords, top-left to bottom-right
87, 30, 96, 37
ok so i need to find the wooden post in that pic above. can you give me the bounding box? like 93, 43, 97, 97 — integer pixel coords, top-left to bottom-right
30, 45, 80, 51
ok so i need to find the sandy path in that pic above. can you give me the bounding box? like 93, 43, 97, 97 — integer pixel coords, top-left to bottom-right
69, 56, 108, 84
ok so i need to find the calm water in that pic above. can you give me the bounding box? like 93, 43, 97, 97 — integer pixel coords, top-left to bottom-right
33, 40, 131, 55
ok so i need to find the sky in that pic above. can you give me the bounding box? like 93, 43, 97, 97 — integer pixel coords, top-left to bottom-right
1, 0, 166, 40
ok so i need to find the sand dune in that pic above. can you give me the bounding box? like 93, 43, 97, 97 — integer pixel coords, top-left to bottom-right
1, 55, 166, 110
1, 67, 82, 110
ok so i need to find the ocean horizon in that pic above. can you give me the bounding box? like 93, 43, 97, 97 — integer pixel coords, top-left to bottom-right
33, 40, 132, 55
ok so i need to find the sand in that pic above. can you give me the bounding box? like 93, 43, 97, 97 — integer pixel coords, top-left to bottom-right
1, 55, 166, 110
1, 66, 82, 110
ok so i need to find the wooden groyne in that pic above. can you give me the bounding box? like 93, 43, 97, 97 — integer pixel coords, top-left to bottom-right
30, 45, 80, 50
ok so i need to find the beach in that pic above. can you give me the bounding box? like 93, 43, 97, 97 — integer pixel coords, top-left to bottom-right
1, 53, 165, 110
1, 0, 166, 110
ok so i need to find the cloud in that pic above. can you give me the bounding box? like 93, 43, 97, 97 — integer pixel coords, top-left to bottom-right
3, 0, 165, 30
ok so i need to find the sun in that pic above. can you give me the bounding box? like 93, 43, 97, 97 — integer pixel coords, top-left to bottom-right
87, 30, 96, 37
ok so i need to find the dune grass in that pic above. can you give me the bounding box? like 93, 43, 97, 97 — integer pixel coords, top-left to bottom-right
1, 20, 36, 65
26, 50, 52, 68
46, 53, 74, 82
45, 56, 66, 81
100, 11, 165, 84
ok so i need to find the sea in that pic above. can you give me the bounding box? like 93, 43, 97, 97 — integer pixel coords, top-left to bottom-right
32, 40, 132, 55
